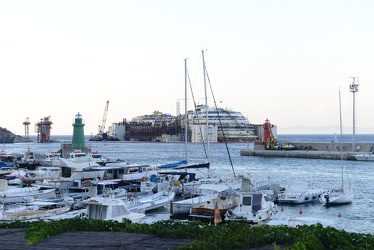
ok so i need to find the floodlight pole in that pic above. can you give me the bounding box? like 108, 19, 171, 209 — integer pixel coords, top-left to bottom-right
349, 77, 359, 152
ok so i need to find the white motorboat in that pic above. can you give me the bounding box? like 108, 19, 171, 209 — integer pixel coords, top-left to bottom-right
81, 196, 145, 223
123, 190, 176, 213
224, 178, 278, 224
277, 182, 323, 204
39, 152, 61, 166
51, 156, 104, 181
0, 179, 56, 203
87, 180, 176, 213
353, 153, 374, 161
88, 151, 108, 166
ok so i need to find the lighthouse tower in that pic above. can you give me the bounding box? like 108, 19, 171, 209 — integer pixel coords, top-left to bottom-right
72, 112, 86, 149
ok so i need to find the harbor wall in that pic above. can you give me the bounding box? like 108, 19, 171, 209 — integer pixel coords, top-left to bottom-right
241, 142, 374, 161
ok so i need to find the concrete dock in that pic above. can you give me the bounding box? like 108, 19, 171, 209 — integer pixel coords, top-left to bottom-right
240, 142, 374, 161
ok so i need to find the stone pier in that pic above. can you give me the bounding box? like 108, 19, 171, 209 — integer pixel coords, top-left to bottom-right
240, 142, 374, 161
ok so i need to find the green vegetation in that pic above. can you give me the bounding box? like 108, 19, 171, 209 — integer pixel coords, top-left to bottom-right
0, 218, 373, 249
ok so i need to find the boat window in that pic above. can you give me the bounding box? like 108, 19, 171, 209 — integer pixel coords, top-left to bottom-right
88, 204, 107, 220
61, 166, 72, 178
128, 168, 139, 173
112, 205, 129, 217
252, 194, 263, 213
242, 196, 252, 206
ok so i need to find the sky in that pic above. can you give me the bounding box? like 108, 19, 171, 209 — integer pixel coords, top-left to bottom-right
1, 1, 374, 136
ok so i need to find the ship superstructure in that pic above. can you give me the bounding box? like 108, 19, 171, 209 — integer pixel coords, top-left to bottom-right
188, 105, 258, 142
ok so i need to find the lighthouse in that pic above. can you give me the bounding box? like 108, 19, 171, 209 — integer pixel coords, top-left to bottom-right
72, 112, 86, 149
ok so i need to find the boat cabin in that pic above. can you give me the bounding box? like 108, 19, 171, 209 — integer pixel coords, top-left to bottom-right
70, 150, 87, 158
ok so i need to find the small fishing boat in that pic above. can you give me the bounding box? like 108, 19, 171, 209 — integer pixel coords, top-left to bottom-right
0, 198, 74, 222
171, 184, 231, 217
17, 148, 41, 170
224, 178, 278, 224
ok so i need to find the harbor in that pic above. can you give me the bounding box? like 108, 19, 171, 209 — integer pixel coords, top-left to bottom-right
2, 136, 374, 234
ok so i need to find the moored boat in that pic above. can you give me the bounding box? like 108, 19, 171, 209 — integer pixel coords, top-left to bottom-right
189, 187, 238, 222
277, 182, 323, 204
353, 153, 374, 161
81, 196, 145, 223
0, 198, 73, 222
224, 178, 278, 224
0, 179, 56, 203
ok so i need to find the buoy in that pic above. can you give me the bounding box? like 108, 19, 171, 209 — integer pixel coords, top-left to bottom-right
338, 212, 342, 217
299, 209, 303, 214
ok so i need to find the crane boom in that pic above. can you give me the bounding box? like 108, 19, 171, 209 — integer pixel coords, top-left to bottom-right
100, 100, 109, 134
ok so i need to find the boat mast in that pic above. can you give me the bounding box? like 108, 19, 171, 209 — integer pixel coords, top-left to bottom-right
202, 50, 210, 162
339, 90, 344, 189
184, 58, 188, 161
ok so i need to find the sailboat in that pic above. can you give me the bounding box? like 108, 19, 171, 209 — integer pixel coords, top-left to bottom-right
157, 56, 213, 197
158, 56, 210, 173
319, 91, 354, 205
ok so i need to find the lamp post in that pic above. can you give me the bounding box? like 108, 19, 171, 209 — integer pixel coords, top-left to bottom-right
247, 130, 249, 149
349, 77, 359, 151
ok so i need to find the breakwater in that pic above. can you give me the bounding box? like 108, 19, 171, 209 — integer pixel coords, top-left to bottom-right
240, 142, 374, 160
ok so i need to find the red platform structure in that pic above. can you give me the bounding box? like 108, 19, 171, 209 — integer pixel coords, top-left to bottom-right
35, 116, 53, 143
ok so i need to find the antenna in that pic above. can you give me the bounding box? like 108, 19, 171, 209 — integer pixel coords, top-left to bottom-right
349, 77, 359, 151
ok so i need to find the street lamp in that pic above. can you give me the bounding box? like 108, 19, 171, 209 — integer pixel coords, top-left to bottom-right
349, 77, 359, 151
247, 130, 249, 149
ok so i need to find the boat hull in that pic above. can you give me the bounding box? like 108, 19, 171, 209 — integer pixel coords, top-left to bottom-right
0, 188, 55, 203
319, 191, 354, 205
354, 153, 374, 161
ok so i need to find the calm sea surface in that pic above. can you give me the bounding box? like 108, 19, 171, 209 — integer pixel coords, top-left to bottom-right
3, 134, 374, 234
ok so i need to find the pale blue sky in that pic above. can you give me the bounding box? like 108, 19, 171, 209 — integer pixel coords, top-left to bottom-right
1, 1, 373, 135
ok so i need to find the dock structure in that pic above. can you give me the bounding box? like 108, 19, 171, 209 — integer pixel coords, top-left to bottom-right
240, 142, 374, 161
35, 116, 53, 143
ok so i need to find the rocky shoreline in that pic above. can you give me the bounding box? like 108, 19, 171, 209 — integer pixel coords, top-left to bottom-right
0, 127, 32, 143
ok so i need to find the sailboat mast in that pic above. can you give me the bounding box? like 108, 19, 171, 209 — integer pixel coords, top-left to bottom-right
339, 90, 344, 189
202, 50, 210, 162
184, 58, 188, 161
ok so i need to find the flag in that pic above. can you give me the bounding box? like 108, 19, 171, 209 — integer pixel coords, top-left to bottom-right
214, 202, 222, 225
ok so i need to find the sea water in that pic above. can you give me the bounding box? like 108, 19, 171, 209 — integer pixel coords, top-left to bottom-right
2, 134, 374, 234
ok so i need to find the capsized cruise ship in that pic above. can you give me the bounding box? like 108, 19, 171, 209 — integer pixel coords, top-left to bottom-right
110, 108, 273, 143
188, 105, 259, 143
